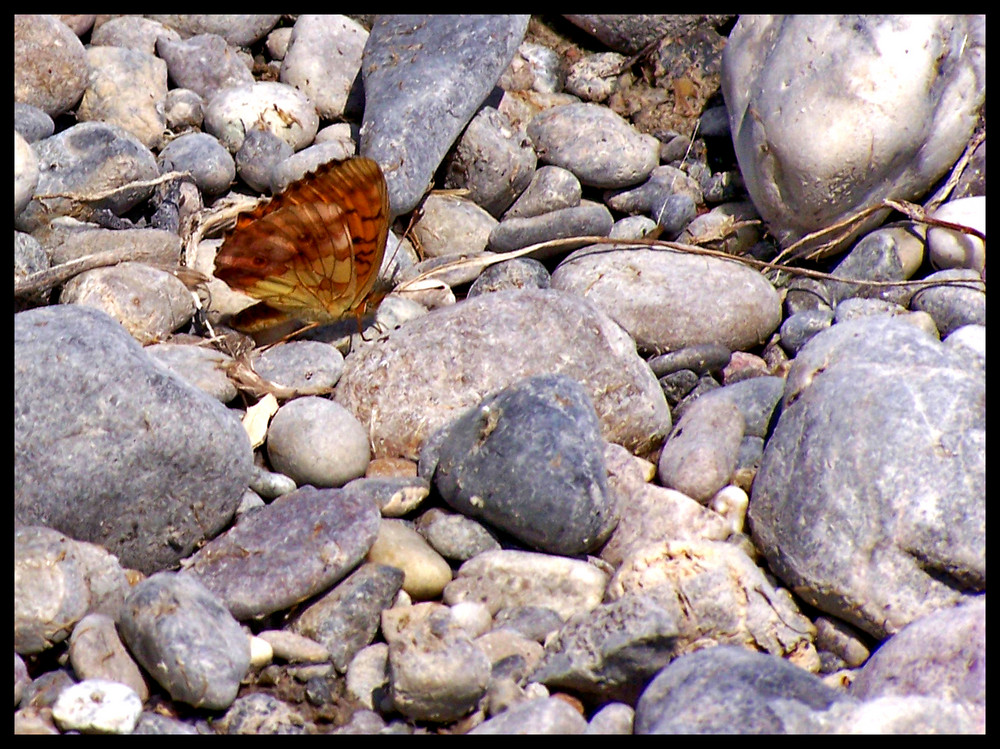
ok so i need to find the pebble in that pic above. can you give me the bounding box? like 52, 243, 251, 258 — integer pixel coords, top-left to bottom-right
51, 679, 143, 734
117, 572, 250, 710
433, 374, 618, 555
527, 103, 660, 188
927, 195, 986, 271
443, 550, 608, 620
58, 261, 196, 345
413, 193, 498, 258
443, 106, 537, 217
68, 613, 150, 701
290, 563, 404, 672
658, 392, 745, 503
550, 245, 781, 354
502, 165, 581, 220
12, 14, 987, 735
183, 484, 381, 619
382, 602, 492, 722
366, 518, 454, 601
265, 396, 371, 487
280, 15, 368, 121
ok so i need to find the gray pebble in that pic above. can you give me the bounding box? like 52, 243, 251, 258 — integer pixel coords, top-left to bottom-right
489, 201, 613, 252
234, 128, 295, 192
183, 484, 381, 620
909, 268, 986, 336
15, 15, 89, 117
503, 165, 581, 220
146, 14, 280, 47
252, 340, 345, 395
779, 307, 835, 356
68, 613, 149, 701
214, 692, 306, 734
470, 696, 588, 734
14, 102, 54, 143
91, 16, 182, 57
467, 257, 551, 297
413, 193, 498, 258
118, 572, 250, 710
157, 132, 235, 197
648, 343, 732, 377
413, 507, 502, 561
527, 102, 659, 188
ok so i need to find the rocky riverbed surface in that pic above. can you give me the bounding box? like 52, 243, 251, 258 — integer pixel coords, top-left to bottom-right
15, 14, 985, 734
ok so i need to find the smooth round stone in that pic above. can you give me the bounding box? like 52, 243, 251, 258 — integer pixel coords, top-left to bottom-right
145, 14, 281, 46
280, 15, 368, 120
14, 131, 38, 218
586, 702, 635, 734
433, 374, 618, 555
609, 215, 658, 240
467, 257, 551, 297
360, 15, 530, 215
118, 572, 250, 710
266, 27, 293, 60
657, 393, 745, 503
824, 225, 924, 308
251, 340, 345, 396
443, 106, 537, 217
266, 396, 370, 488
15, 15, 89, 117
652, 193, 697, 237
14, 102, 55, 142
527, 102, 659, 188
58, 262, 196, 345
76, 45, 168, 149
834, 297, 908, 324
15, 306, 252, 574
489, 201, 613, 252
908, 268, 986, 336
205, 81, 319, 153
157, 132, 235, 196
723, 15, 985, 258
366, 519, 453, 601
268, 141, 357, 192
503, 165, 581, 220
927, 196, 986, 271
181, 485, 381, 620
550, 245, 782, 354
68, 614, 149, 701
163, 88, 205, 131
413, 193, 498, 258
51, 679, 143, 734
15, 122, 160, 233
90, 16, 182, 56
658, 370, 699, 407
334, 288, 671, 461
15, 654, 29, 708
942, 324, 985, 370
564, 52, 627, 103
47, 226, 181, 266
345, 644, 390, 710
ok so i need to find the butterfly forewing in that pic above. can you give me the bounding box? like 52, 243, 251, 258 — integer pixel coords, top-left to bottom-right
215, 157, 390, 328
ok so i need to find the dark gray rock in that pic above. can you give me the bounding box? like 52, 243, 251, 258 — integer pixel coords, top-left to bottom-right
361, 15, 530, 215
131, 712, 200, 734
850, 595, 985, 730
156, 132, 235, 197
651, 193, 698, 238
156, 34, 256, 101
693, 375, 785, 439
290, 563, 405, 672
183, 485, 381, 620
635, 646, 850, 734
118, 572, 250, 710
648, 343, 732, 377
658, 369, 699, 406
565, 14, 734, 56
15, 305, 252, 574
825, 226, 921, 307
14, 102, 54, 142
433, 374, 618, 555
749, 316, 984, 639
214, 692, 306, 734
532, 592, 681, 703
503, 165, 581, 220
235, 127, 294, 193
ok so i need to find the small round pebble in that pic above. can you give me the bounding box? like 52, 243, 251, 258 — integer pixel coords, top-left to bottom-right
51, 679, 143, 734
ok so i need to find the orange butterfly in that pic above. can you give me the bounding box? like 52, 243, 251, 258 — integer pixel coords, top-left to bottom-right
215, 157, 391, 336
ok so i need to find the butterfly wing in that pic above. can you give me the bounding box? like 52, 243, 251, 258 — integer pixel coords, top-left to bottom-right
215, 157, 390, 326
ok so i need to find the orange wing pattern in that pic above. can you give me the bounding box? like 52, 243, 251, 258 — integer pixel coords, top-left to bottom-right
215, 157, 390, 330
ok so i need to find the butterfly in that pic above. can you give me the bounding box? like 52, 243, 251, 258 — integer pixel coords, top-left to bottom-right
214, 156, 391, 336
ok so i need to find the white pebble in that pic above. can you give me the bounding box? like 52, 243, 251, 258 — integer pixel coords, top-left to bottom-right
51, 679, 143, 734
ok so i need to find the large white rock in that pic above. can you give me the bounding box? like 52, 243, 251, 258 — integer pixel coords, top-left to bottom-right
722, 15, 985, 259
